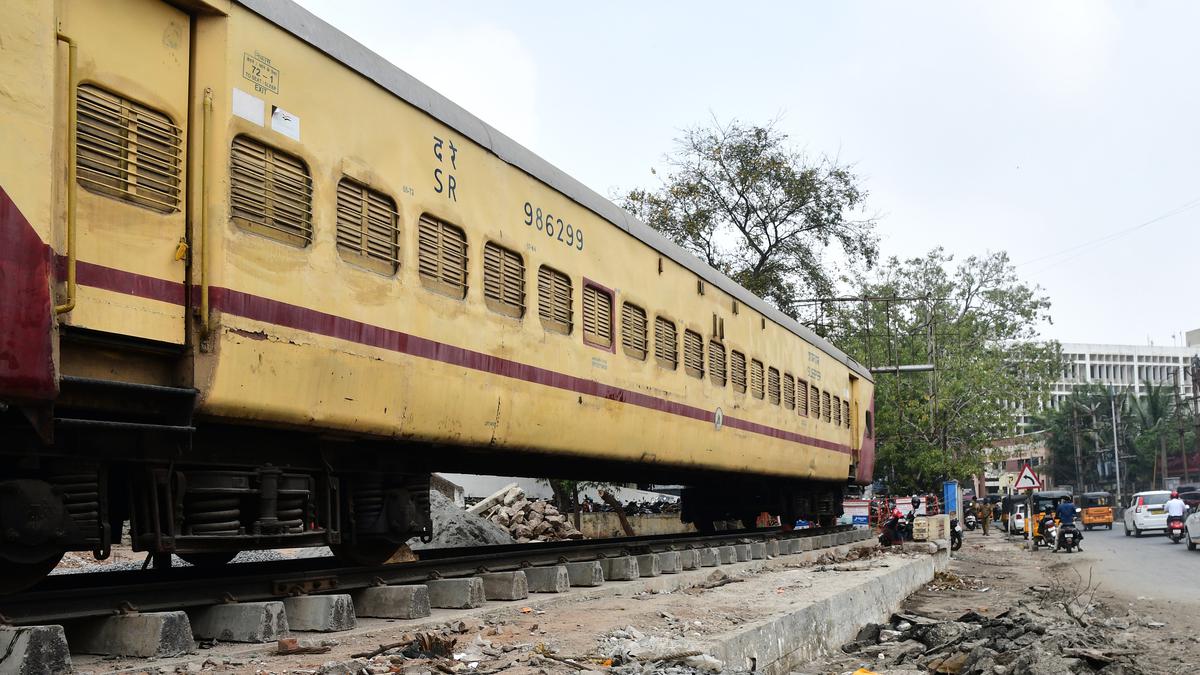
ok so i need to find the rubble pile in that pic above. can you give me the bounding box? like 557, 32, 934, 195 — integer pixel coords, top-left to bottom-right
839, 605, 1147, 675
409, 489, 515, 550
476, 487, 586, 543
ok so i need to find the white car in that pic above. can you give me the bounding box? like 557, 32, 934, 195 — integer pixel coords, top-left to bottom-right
1186, 509, 1200, 550
1123, 490, 1172, 537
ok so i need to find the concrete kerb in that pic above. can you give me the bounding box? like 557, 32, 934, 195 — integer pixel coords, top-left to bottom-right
564, 560, 604, 587
734, 544, 752, 562
69, 537, 893, 673
479, 572, 529, 601
679, 549, 700, 570
699, 548, 721, 567
68, 611, 194, 657
704, 546, 950, 675
750, 542, 767, 559
718, 546, 737, 564
656, 551, 682, 574
426, 577, 486, 609
523, 565, 570, 593
600, 556, 639, 581
352, 585, 431, 619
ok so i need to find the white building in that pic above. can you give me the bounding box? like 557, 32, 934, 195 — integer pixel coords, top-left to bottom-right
1016, 341, 1200, 432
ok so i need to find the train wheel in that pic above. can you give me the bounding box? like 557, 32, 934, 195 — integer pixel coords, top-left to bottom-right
0, 552, 64, 594
178, 552, 239, 568
331, 540, 402, 567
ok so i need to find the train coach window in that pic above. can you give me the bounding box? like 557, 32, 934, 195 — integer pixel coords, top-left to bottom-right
621, 303, 648, 360
811, 385, 820, 419
683, 330, 704, 379
76, 85, 183, 212
418, 215, 468, 298
783, 374, 795, 410
709, 341, 727, 387
844, 400, 851, 429
751, 360, 764, 400
483, 242, 525, 318
731, 351, 747, 393
822, 391, 832, 422
797, 379, 809, 415
833, 396, 842, 426
582, 284, 614, 349
866, 410, 874, 438
336, 178, 400, 274
654, 317, 678, 370
231, 135, 313, 246
768, 367, 781, 405
537, 265, 573, 334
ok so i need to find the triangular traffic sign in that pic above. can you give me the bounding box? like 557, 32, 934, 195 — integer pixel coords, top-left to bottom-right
1013, 464, 1041, 490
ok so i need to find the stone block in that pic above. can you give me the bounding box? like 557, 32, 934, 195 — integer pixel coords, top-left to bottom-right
479, 571, 528, 601
0, 626, 71, 674
283, 595, 356, 632
679, 549, 700, 570
699, 548, 721, 567
635, 554, 661, 577
426, 578, 486, 609
352, 585, 430, 619
750, 542, 766, 559
734, 544, 752, 562
600, 556, 639, 581
564, 561, 604, 587
69, 611, 193, 657
719, 546, 737, 564
188, 602, 288, 643
799, 537, 815, 551
524, 566, 570, 593
656, 551, 682, 574
766, 539, 780, 558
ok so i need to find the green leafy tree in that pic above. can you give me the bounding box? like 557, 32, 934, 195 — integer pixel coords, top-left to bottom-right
620, 118, 877, 315
825, 249, 1060, 492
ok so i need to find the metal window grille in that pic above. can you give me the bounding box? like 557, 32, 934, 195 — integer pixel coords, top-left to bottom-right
751, 360, 764, 400
844, 400, 851, 429
709, 342, 726, 387
537, 266, 573, 334
811, 385, 820, 418
336, 177, 400, 273
768, 367, 781, 405
822, 391, 831, 422
230, 135, 313, 246
621, 303, 648, 360
582, 285, 613, 348
654, 317, 677, 370
483, 242, 525, 317
833, 396, 842, 426
683, 330, 704, 379
76, 85, 182, 213
798, 380, 809, 415
418, 215, 468, 298
783, 374, 795, 410
731, 351, 747, 393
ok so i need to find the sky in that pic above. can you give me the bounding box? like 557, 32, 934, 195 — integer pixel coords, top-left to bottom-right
294, 0, 1199, 347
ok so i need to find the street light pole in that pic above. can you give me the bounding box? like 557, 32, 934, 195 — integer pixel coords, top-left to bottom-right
1111, 393, 1123, 509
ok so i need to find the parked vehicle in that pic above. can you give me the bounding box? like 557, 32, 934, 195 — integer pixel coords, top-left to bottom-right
1034, 511, 1057, 549
1123, 490, 1172, 537
950, 518, 963, 551
1185, 507, 1200, 550
1080, 491, 1113, 530
1009, 506, 1027, 538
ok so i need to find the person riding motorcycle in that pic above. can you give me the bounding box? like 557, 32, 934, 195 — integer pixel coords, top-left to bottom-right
1054, 496, 1081, 551
880, 507, 907, 546
1165, 490, 1187, 533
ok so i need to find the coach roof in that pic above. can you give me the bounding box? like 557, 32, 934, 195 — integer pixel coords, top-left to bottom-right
237, 0, 872, 382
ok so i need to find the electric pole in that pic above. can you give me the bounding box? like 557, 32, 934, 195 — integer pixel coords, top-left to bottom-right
1111, 392, 1123, 508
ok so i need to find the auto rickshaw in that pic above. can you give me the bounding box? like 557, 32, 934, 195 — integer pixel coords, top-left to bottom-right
1080, 491, 1113, 530
1026, 490, 1074, 541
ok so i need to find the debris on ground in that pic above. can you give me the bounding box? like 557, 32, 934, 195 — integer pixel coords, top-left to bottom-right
469, 485, 587, 543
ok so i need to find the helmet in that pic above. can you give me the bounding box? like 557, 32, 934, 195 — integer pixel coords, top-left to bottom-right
912, 497, 921, 507
1172, 491, 1180, 498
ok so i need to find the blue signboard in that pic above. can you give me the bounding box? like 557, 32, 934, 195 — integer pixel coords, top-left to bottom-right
852, 515, 869, 527
943, 480, 959, 515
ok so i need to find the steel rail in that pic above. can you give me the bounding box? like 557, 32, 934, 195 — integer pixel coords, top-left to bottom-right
0, 525, 850, 626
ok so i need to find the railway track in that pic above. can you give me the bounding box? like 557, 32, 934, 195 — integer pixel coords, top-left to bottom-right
0, 525, 858, 626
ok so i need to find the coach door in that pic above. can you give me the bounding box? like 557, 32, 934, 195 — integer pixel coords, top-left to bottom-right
58, 0, 190, 345
848, 374, 862, 468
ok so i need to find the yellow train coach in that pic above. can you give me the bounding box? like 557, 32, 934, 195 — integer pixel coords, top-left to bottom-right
0, 0, 875, 589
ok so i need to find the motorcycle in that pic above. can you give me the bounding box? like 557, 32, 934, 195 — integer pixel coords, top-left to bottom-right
1168, 517, 1185, 544
950, 517, 963, 551
1035, 515, 1056, 549
1056, 524, 1080, 553
965, 513, 977, 531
